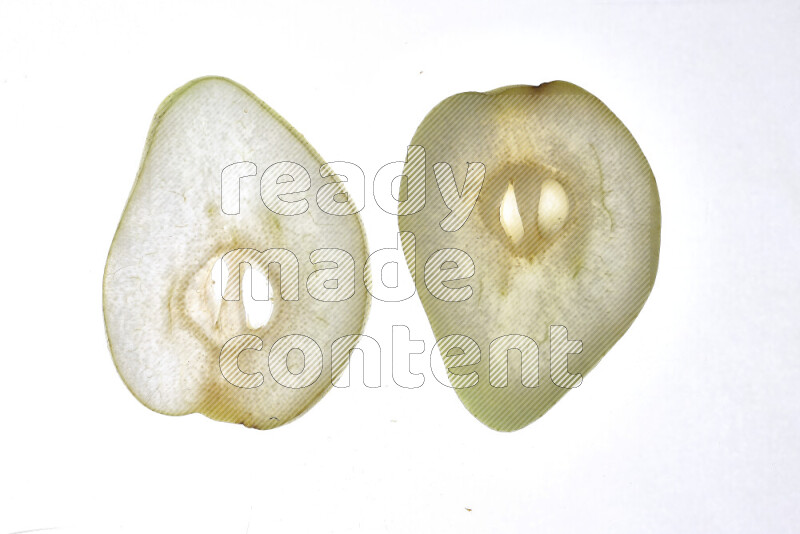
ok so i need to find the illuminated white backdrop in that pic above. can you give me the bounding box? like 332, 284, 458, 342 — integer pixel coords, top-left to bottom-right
0, 1, 797, 533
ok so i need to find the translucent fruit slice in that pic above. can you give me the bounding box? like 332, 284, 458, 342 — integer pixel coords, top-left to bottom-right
399, 82, 660, 431
103, 77, 370, 429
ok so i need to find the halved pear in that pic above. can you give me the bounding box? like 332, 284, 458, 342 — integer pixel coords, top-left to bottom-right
399, 82, 660, 431
103, 77, 370, 429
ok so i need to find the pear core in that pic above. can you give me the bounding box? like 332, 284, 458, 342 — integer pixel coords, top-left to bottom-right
478, 159, 579, 260
499, 176, 570, 246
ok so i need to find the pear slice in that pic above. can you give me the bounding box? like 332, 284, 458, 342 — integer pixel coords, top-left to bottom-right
103, 77, 370, 429
399, 82, 660, 431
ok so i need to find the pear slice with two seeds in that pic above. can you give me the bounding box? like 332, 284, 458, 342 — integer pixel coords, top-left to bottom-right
399, 82, 660, 431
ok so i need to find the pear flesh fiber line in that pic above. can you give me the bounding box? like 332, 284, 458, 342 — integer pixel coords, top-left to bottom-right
103, 77, 370, 429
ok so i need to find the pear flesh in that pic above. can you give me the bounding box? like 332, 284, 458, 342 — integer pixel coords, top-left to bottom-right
103, 77, 370, 429
399, 82, 660, 431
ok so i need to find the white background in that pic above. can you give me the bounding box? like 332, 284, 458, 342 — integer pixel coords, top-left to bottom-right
1, 1, 798, 532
